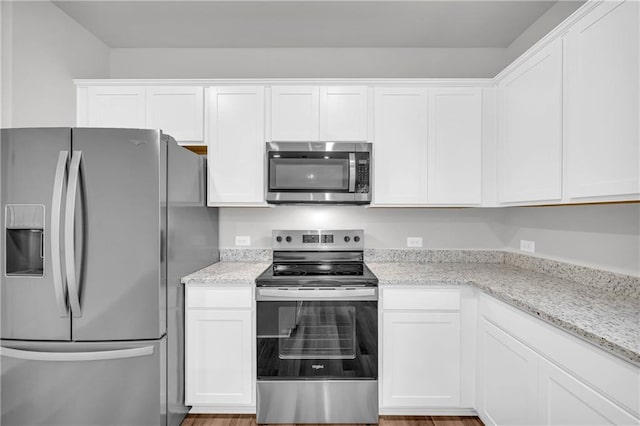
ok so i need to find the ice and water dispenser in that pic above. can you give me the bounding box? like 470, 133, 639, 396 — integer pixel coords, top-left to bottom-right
5, 205, 45, 277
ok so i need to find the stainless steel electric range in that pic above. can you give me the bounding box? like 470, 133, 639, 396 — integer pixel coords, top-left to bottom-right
255, 229, 378, 424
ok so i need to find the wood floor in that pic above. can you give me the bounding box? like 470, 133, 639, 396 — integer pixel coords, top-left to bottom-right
181, 414, 484, 426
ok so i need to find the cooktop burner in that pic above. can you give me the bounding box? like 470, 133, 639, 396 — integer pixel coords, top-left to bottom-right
273, 263, 364, 277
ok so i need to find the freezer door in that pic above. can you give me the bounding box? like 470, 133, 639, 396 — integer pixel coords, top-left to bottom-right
1, 128, 71, 340
70, 128, 166, 341
0, 338, 166, 426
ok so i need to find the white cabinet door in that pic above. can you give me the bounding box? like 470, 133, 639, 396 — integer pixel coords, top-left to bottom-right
497, 38, 563, 204
87, 86, 146, 129
382, 312, 461, 408
565, 0, 640, 199
374, 88, 428, 205
427, 88, 482, 205
477, 319, 538, 426
319, 86, 369, 141
146, 86, 204, 143
538, 358, 638, 426
185, 309, 253, 406
208, 86, 265, 205
271, 86, 320, 141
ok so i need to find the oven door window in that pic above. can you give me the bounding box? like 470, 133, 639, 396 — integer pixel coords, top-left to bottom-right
269, 153, 350, 192
279, 304, 356, 360
257, 301, 377, 380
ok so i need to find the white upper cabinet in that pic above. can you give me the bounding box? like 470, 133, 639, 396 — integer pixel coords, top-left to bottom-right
373, 87, 429, 205
85, 86, 146, 129
271, 85, 369, 141
146, 86, 204, 143
427, 88, 482, 205
207, 86, 266, 205
270, 86, 320, 141
497, 38, 563, 204
79, 85, 205, 144
319, 86, 369, 141
565, 0, 640, 200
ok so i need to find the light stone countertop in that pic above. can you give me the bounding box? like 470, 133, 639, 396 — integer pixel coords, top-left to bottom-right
181, 261, 270, 285
368, 262, 640, 366
181, 260, 640, 366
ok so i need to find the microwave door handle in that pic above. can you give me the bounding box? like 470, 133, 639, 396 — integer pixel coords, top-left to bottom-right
65, 151, 82, 317
348, 153, 356, 193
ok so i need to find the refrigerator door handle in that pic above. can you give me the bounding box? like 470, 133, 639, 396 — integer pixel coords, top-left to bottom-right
51, 151, 69, 317
65, 151, 82, 317
0, 345, 154, 362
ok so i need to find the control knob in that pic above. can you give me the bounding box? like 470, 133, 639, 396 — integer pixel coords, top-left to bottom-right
344, 236, 350, 243
276, 236, 282, 243
286, 236, 292, 243
354, 236, 360, 242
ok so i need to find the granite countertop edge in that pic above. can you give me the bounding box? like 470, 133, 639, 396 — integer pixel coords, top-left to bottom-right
181, 261, 640, 367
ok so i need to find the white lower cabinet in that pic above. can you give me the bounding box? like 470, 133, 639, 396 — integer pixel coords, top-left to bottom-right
380, 287, 475, 414
382, 312, 461, 408
538, 357, 638, 426
477, 294, 640, 426
185, 286, 255, 412
477, 318, 538, 425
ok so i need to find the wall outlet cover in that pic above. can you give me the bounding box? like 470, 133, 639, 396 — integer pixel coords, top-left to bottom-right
407, 237, 423, 248
235, 235, 251, 246
520, 239, 535, 253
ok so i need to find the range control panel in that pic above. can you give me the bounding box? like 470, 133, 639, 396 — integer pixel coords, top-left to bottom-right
272, 229, 364, 251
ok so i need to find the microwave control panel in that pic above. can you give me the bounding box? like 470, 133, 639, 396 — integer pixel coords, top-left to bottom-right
356, 153, 370, 193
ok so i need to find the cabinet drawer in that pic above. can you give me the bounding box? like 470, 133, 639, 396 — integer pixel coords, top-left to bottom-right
382, 288, 460, 311
187, 286, 253, 309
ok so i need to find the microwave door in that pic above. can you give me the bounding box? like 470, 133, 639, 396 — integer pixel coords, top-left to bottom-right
269, 156, 351, 192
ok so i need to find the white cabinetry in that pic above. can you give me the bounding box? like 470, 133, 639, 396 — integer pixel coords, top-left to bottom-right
146, 86, 204, 143
477, 294, 640, 426
477, 318, 538, 425
77, 85, 205, 144
185, 285, 255, 412
207, 86, 266, 206
319, 86, 369, 141
538, 357, 638, 425
373, 88, 429, 205
271, 85, 369, 141
565, 0, 640, 200
427, 88, 482, 205
84, 86, 146, 129
381, 287, 469, 412
497, 38, 563, 204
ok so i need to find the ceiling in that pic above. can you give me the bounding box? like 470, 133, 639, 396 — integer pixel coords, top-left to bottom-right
53, 1, 558, 49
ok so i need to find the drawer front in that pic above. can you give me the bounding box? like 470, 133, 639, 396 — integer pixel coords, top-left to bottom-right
187, 286, 253, 309
382, 288, 460, 311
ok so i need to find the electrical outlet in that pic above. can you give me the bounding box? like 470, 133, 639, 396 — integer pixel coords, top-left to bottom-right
407, 237, 423, 248
520, 239, 535, 253
235, 236, 251, 247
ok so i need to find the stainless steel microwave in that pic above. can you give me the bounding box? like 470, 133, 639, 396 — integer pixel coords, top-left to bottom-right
266, 142, 372, 204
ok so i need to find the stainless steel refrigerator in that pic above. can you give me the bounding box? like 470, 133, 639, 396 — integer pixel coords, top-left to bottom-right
0, 128, 219, 426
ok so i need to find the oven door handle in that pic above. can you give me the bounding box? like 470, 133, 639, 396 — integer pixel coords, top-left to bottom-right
256, 287, 377, 301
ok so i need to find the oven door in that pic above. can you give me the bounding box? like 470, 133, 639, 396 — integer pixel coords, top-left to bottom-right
256, 289, 377, 380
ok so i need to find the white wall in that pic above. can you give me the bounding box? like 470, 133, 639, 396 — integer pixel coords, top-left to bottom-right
219, 206, 503, 249
109, 47, 506, 78
219, 204, 640, 276
498, 204, 640, 276
2, 1, 110, 127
